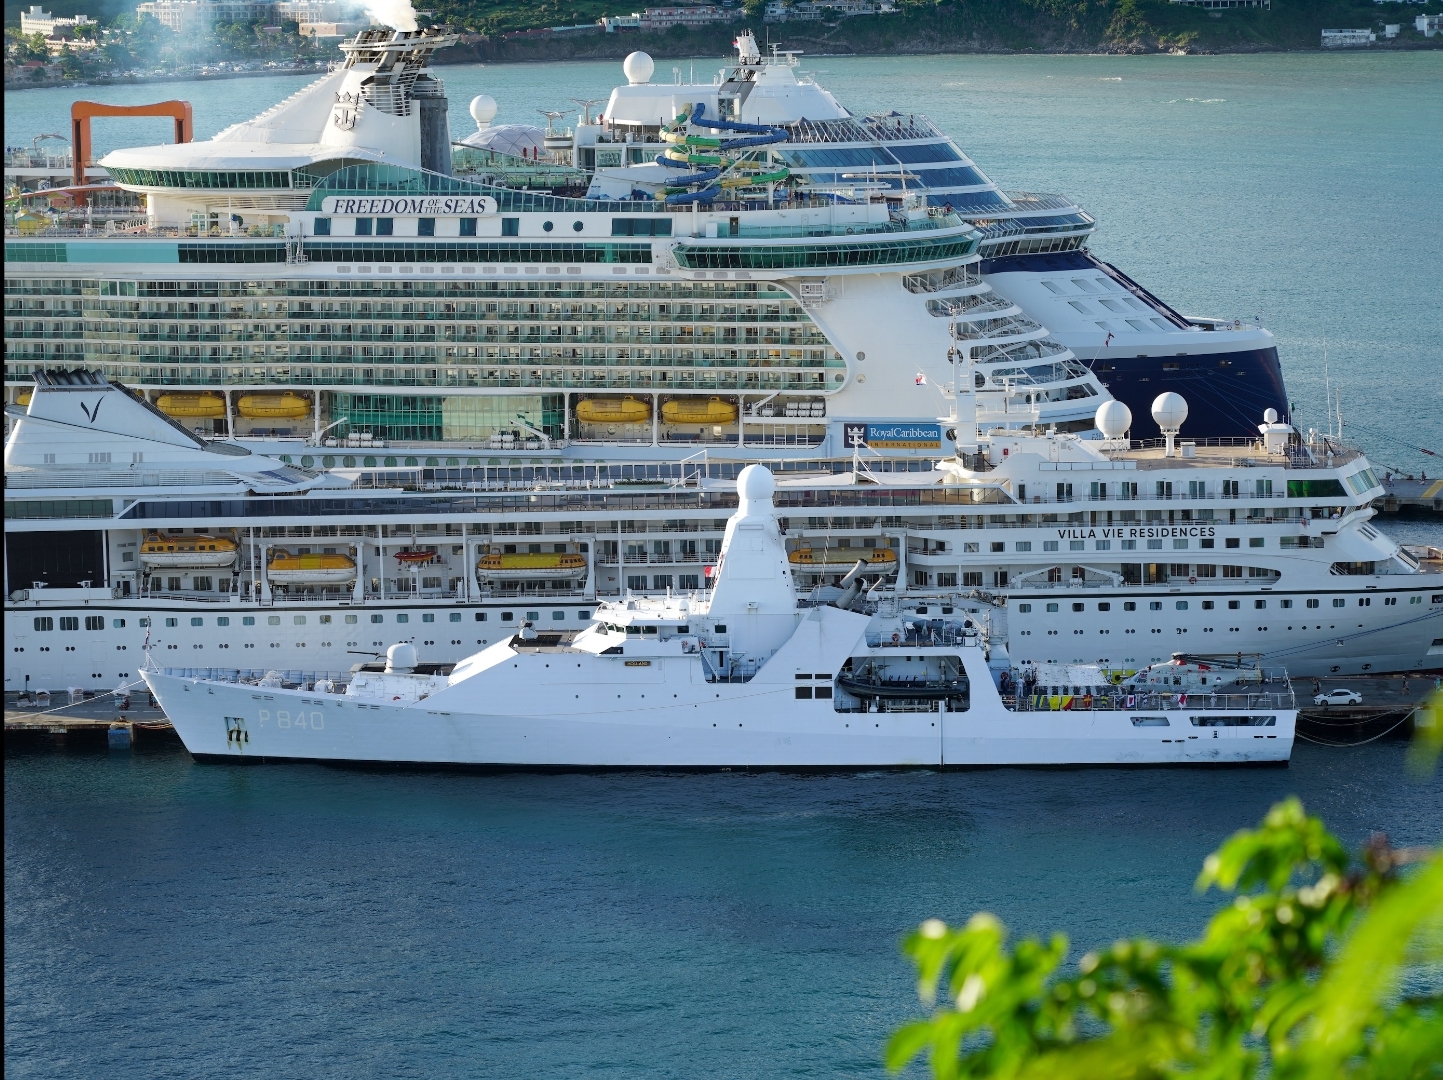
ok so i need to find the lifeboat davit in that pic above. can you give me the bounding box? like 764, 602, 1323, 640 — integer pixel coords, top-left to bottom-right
393, 548, 438, 566
267, 549, 356, 584
156, 392, 226, 419
139, 533, 238, 570
237, 392, 310, 420
477, 552, 587, 580
660, 397, 738, 425
575, 397, 651, 424
787, 544, 898, 575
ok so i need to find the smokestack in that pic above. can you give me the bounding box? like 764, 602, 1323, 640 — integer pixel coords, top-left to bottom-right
414, 75, 452, 176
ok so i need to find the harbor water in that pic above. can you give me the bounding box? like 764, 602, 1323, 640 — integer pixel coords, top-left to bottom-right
4, 52, 1441, 1078
5, 743, 1441, 1079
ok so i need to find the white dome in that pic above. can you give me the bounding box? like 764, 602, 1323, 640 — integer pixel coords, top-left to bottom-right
1151, 392, 1189, 433
1094, 399, 1132, 439
469, 94, 498, 128
385, 642, 417, 673
737, 463, 775, 503
1263, 407, 1279, 424
623, 51, 654, 86
454, 123, 546, 157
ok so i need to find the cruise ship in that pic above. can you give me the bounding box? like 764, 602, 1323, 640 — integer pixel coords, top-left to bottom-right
6, 30, 1439, 696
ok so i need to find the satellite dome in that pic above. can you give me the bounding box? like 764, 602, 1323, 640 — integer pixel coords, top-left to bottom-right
454, 123, 547, 157
385, 642, 417, 674
469, 94, 498, 128
736, 463, 775, 504
623, 51, 655, 85
1094, 399, 1132, 440
1263, 407, 1279, 424
1151, 392, 1189, 433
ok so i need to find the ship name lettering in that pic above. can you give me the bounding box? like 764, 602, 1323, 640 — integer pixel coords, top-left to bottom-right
324, 196, 495, 216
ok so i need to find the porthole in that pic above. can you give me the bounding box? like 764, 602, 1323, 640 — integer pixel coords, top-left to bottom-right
572, 220, 583, 232
543, 220, 554, 232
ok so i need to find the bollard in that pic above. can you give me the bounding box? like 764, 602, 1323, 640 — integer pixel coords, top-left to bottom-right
107, 723, 132, 751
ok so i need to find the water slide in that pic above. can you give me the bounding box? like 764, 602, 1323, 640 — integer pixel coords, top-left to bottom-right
659, 104, 791, 205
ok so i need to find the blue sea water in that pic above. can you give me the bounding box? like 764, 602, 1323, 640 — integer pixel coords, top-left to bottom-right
5, 52, 1441, 472
5, 53, 1443, 1078
5, 744, 1441, 1079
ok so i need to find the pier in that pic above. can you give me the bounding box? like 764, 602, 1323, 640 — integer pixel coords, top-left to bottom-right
1374, 477, 1443, 515
4, 691, 178, 752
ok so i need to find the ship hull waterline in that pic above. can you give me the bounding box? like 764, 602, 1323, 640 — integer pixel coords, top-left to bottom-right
142, 671, 1294, 769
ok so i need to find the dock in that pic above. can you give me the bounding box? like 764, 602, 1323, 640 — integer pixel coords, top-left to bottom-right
1374, 477, 1443, 515
5, 692, 179, 752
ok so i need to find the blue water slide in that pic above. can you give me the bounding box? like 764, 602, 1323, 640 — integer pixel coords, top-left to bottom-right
654, 154, 697, 169
665, 185, 722, 205
688, 103, 788, 139
718, 133, 789, 152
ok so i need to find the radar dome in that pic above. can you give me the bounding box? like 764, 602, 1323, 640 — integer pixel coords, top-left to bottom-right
1094, 400, 1132, 440
385, 642, 417, 674
623, 51, 654, 85
1151, 392, 1189, 433
1263, 407, 1279, 424
736, 463, 775, 504
469, 94, 498, 128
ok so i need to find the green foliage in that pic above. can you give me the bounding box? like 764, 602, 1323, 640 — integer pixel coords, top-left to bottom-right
888, 786, 1443, 1080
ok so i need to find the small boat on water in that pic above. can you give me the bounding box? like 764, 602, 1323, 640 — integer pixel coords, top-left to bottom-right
267, 549, 356, 584
139, 533, 238, 570
477, 551, 588, 580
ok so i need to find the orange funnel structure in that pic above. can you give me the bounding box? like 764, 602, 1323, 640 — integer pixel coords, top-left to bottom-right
71, 100, 193, 189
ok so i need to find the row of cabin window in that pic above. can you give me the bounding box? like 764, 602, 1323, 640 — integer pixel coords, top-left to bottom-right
311, 218, 674, 239
1041, 481, 1276, 499
955, 538, 1266, 553
30, 610, 591, 631
1016, 596, 1410, 614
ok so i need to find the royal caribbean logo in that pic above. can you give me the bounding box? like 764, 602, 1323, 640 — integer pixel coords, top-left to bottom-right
844, 423, 942, 450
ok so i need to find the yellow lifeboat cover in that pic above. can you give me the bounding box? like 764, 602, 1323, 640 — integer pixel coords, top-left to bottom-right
141, 533, 238, 554
660, 397, 738, 425
237, 392, 311, 419
268, 550, 356, 571
788, 547, 897, 566
16, 390, 32, 407
157, 392, 226, 419
478, 553, 588, 571
575, 397, 651, 424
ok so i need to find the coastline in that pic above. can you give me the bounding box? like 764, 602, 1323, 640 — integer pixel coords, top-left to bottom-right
6, 34, 1437, 91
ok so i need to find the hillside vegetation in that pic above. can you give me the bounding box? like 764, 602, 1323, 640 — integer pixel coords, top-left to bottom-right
428, 0, 1440, 59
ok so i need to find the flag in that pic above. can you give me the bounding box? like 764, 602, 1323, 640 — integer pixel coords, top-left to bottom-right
915, 372, 926, 385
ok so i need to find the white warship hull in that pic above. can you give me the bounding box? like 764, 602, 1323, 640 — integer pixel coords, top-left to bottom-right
142, 668, 1295, 768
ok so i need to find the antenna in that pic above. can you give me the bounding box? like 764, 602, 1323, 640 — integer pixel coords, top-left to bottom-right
570, 97, 604, 125
1322, 335, 1332, 439
537, 108, 566, 136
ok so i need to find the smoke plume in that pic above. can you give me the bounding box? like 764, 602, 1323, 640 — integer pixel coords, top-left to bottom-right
365, 0, 418, 31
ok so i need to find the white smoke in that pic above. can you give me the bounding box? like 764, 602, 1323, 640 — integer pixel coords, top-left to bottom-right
365, 0, 418, 31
